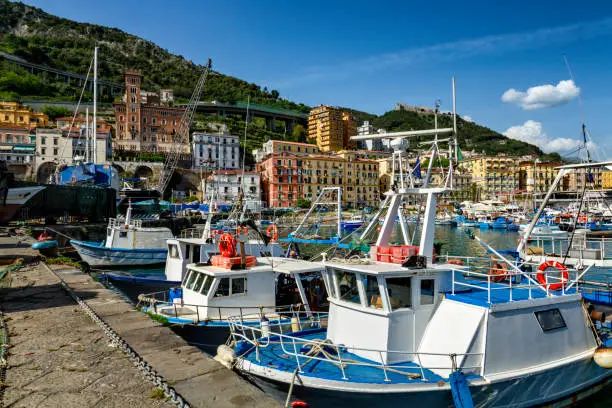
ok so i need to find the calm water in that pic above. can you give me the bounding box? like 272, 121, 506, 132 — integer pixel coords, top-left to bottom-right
105, 225, 612, 407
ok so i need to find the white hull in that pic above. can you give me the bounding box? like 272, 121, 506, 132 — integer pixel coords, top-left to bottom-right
71, 240, 167, 267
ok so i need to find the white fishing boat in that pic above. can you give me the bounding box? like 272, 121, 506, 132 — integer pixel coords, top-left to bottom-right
225, 96, 612, 407
71, 202, 173, 267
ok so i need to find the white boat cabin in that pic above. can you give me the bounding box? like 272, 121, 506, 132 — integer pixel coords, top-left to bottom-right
179, 258, 324, 320
165, 238, 283, 282
104, 218, 173, 250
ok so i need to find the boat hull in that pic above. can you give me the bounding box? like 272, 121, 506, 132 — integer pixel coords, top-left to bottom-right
71, 240, 167, 267
237, 353, 612, 408
101, 273, 178, 303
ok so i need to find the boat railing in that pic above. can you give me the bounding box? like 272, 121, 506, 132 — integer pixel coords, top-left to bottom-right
522, 235, 611, 261
451, 264, 590, 302
180, 228, 204, 239
227, 313, 483, 382
137, 290, 309, 323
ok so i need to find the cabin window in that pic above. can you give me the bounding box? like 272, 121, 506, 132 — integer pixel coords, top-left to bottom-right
168, 244, 180, 259
119, 231, 127, 238
185, 271, 199, 290
185, 245, 191, 260
192, 273, 205, 292
386, 277, 412, 310
323, 272, 336, 298
420, 279, 435, 305
335, 270, 360, 304
535, 308, 566, 332
200, 276, 213, 295
364, 275, 382, 309
232, 277, 247, 295
215, 278, 230, 297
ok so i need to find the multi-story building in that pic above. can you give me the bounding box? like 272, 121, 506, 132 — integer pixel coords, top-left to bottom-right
55, 117, 113, 161
0, 126, 36, 180
257, 152, 379, 208
113, 71, 186, 154
603, 170, 612, 190
204, 170, 261, 210
518, 161, 564, 193
0, 101, 48, 129
307, 105, 356, 152
459, 156, 520, 199
192, 131, 240, 170
252, 140, 319, 162
567, 167, 603, 191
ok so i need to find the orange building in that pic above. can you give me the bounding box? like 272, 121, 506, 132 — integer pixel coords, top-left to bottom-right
307, 105, 356, 152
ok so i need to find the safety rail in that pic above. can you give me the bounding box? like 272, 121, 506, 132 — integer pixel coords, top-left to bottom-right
179, 228, 205, 239
450, 263, 593, 302
108, 218, 142, 229
227, 314, 483, 382
522, 235, 612, 261
137, 290, 308, 324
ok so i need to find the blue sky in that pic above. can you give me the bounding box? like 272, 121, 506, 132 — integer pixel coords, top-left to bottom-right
20, 0, 612, 159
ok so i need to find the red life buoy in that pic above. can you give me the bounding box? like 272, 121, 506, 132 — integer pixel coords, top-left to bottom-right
488, 263, 506, 283
291, 401, 308, 408
537, 260, 569, 291
218, 233, 237, 257
266, 225, 279, 242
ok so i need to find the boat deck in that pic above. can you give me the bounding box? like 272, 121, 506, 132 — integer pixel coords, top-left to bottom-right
238, 329, 480, 384
447, 279, 578, 308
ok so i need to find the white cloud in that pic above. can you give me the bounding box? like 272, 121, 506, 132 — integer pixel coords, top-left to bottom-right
501, 80, 580, 110
503, 120, 594, 155
462, 115, 474, 123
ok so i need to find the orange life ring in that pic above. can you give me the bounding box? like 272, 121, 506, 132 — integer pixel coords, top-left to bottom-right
488, 263, 506, 283
266, 225, 279, 242
578, 215, 587, 223
537, 260, 569, 291
218, 233, 237, 257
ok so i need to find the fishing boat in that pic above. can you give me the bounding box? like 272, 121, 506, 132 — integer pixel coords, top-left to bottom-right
226, 107, 612, 407
138, 240, 326, 353
71, 202, 172, 267
340, 214, 366, 232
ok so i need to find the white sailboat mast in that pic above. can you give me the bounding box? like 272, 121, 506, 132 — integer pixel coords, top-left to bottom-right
92, 46, 98, 165
85, 107, 90, 162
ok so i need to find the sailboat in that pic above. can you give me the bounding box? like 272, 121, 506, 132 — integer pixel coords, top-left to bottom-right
55, 47, 119, 190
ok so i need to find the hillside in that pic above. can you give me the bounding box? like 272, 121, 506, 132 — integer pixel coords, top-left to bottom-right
0, 0, 309, 112
0, 0, 560, 160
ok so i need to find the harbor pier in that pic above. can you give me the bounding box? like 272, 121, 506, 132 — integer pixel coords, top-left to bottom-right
0, 235, 278, 408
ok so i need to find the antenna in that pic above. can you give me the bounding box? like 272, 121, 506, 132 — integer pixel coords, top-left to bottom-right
452, 77, 457, 163
563, 55, 590, 162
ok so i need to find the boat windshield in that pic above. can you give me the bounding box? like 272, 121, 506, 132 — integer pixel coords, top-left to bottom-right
334, 270, 360, 304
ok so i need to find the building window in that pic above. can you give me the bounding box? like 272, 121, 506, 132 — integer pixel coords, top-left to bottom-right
53, 138, 58, 146
41, 148, 46, 155
53, 148, 58, 155
131, 116, 136, 122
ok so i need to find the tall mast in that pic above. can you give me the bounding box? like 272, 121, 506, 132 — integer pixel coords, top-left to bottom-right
452, 77, 457, 163
85, 107, 90, 162
92, 46, 98, 164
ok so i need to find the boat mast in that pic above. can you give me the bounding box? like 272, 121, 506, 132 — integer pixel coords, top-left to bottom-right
92, 46, 98, 165
85, 107, 90, 163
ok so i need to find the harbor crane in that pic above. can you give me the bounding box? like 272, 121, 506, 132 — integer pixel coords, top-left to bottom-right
157, 58, 212, 194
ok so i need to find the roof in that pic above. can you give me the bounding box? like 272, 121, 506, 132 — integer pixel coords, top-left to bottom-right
268, 140, 317, 147
212, 169, 258, 176
324, 261, 457, 276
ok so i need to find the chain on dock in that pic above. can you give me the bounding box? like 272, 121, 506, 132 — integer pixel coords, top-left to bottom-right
41, 263, 191, 408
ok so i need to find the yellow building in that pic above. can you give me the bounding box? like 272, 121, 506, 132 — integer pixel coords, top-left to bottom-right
307, 105, 356, 152
459, 156, 519, 198
604, 170, 612, 189
518, 161, 564, 193
0, 101, 48, 129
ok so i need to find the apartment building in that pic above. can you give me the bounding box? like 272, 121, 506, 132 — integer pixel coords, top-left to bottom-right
192, 131, 240, 170
252, 140, 319, 162
0, 101, 48, 129
307, 105, 356, 152
459, 156, 520, 199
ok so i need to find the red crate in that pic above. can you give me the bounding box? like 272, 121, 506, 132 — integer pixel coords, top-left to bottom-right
211, 255, 257, 269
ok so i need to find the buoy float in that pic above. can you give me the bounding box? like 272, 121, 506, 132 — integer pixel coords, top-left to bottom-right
266, 225, 279, 242
488, 263, 505, 283
291, 316, 300, 333
594, 347, 612, 369
536, 260, 569, 291
213, 344, 237, 369
260, 316, 270, 338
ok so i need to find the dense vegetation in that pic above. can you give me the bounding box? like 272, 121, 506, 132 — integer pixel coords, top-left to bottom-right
371, 110, 544, 157
0, 0, 561, 159
0, 0, 310, 112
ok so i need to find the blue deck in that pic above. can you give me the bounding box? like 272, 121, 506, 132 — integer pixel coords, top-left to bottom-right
447, 279, 578, 308
238, 329, 476, 384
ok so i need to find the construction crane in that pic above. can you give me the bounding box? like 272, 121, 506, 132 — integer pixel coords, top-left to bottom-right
157, 58, 212, 194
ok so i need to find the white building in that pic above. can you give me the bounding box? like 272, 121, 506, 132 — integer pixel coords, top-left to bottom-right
203, 170, 262, 211
192, 131, 240, 171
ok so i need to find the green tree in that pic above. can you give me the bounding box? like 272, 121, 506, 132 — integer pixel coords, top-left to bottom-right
296, 198, 311, 209
42, 105, 73, 120
292, 124, 306, 142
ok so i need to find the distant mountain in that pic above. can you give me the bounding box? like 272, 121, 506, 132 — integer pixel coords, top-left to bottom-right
0, 0, 555, 158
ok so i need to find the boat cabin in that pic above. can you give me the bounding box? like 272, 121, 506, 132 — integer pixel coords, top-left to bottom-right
178, 257, 324, 320
322, 261, 458, 364
165, 238, 284, 282
104, 218, 173, 250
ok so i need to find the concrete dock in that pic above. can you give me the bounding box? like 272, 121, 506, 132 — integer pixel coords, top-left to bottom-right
0, 235, 279, 408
